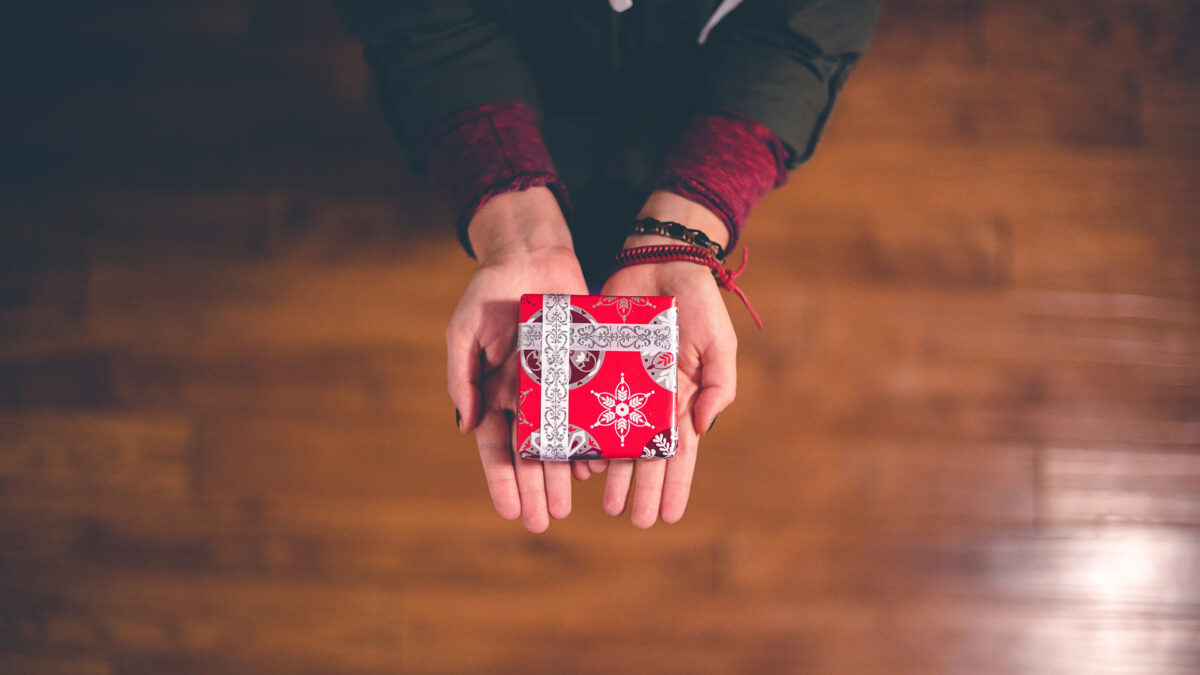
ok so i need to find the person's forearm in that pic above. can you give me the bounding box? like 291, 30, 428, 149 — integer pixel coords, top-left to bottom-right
468, 187, 575, 266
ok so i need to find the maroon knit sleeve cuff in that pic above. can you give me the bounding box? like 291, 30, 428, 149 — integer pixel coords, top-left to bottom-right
415, 102, 570, 258
645, 111, 790, 249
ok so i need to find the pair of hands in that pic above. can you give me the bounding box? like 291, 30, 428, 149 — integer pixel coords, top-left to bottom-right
446, 187, 738, 532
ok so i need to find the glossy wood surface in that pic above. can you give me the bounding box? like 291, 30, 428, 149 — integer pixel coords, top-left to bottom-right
1, 1, 1198, 673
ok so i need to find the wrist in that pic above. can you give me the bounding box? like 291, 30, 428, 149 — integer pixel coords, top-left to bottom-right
628, 191, 730, 251
469, 187, 576, 265
609, 244, 720, 289
611, 244, 764, 329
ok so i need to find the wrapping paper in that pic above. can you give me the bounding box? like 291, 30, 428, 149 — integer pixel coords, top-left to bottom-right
516, 294, 679, 460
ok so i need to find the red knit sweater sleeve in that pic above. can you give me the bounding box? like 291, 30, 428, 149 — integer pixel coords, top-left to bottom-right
416, 104, 786, 255
646, 111, 790, 248
415, 102, 569, 257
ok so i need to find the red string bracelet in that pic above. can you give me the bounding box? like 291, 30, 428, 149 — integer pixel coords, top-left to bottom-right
611, 244, 764, 330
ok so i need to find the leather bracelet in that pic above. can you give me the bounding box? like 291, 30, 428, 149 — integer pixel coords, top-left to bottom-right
630, 218, 728, 260
611, 244, 763, 329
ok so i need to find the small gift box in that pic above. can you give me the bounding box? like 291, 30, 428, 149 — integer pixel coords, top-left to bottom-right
516, 294, 679, 460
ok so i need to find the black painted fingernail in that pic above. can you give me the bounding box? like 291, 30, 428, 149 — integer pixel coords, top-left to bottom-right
706, 415, 718, 434
455, 409, 462, 431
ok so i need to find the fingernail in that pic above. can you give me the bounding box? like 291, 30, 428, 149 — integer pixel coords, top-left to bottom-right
706, 415, 718, 434
455, 409, 462, 431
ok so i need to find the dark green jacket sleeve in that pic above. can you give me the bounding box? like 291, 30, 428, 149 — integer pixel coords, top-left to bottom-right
334, 0, 543, 162
701, 0, 882, 168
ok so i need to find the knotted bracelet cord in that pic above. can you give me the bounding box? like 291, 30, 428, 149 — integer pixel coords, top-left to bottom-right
611, 244, 763, 330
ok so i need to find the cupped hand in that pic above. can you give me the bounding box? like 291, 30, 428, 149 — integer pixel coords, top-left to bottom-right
596, 258, 737, 527
446, 188, 587, 533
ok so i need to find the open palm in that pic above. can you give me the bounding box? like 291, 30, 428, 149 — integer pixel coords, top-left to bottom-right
447, 248, 588, 533
594, 260, 738, 527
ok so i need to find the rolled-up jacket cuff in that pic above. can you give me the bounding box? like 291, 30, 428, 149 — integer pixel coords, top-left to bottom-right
645, 110, 789, 249
416, 102, 570, 258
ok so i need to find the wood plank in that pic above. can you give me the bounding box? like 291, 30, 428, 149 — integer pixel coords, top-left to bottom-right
0, 412, 190, 494
747, 197, 1196, 299
108, 348, 436, 417
193, 412, 477, 500
86, 249, 473, 357
729, 522, 1200, 607
979, 0, 1200, 76
399, 588, 1200, 674
0, 655, 112, 675
0, 249, 89, 343
762, 141, 1200, 238
735, 285, 1200, 447
869, 0, 983, 65
0, 189, 450, 356
1010, 218, 1196, 297
0, 575, 404, 672
106, 652, 395, 675
839, 60, 1142, 146
1041, 446, 1200, 524
1142, 76, 1200, 153
737, 209, 1013, 288
697, 428, 1037, 522
0, 352, 117, 409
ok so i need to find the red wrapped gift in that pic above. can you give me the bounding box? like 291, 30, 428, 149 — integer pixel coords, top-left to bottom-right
517, 294, 679, 460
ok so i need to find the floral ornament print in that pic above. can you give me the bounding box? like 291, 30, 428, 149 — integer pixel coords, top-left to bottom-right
593, 296, 653, 322
516, 389, 531, 426
591, 372, 653, 446
642, 427, 679, 459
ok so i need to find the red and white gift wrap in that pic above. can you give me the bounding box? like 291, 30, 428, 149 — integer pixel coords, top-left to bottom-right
517, 294, 679, 461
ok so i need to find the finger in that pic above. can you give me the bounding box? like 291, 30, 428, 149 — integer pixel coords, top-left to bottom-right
660, 423, 699, 523
474, 410, 521, 520
630, 458, 667, 529
588, 459, 608, 474
544, 461, 572, 519
513, 455, 550, 533
603, 460, 635, 516
571, 461, 592, 481
446, 326, 482, 433
693, 333, 737, 436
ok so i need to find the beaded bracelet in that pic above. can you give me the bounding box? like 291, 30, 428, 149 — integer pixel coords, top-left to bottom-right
630, 218, 728, 260
611, 244, 763, 329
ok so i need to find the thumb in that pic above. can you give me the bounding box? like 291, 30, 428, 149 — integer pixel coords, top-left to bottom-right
446, 327, 483, 433
693, 385, 734, 436
692, 336, 737, 436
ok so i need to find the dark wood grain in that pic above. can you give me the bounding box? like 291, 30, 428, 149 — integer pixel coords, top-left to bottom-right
1, 0, 1198, 672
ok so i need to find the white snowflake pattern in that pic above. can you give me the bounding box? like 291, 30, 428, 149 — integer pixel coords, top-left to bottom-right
591, 372, 653, 446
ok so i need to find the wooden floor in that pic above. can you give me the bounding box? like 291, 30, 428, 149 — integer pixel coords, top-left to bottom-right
2, 1, 1199, 673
